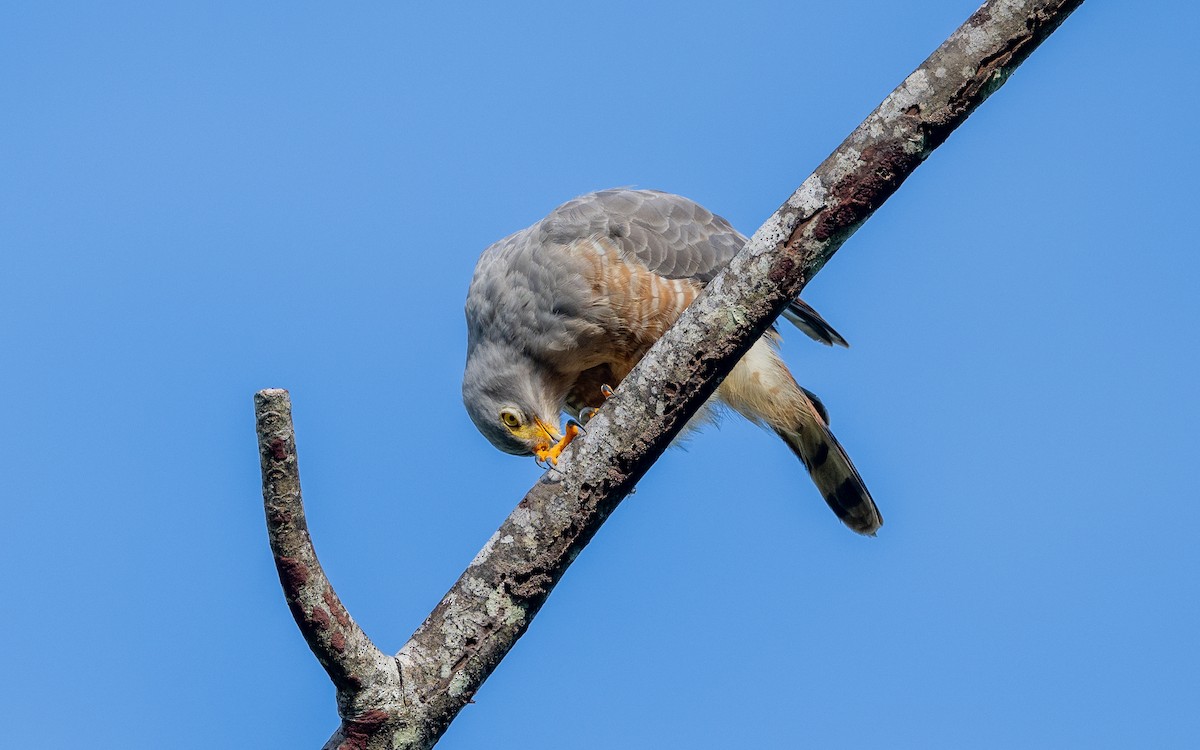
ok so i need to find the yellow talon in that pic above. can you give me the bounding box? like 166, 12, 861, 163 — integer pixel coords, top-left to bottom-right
535, 421, 581, 466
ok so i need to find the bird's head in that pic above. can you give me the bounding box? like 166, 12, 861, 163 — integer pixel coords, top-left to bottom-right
462, 341, 566, 459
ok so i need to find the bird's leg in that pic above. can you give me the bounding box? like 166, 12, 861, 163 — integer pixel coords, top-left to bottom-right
535, 420, 582, 466
579, 384, 616, 424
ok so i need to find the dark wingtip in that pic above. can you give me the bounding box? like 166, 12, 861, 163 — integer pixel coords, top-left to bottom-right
784, 300, 851, 348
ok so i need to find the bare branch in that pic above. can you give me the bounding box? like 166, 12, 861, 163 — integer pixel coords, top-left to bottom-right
255, 1, 1085, 747
253, 390, 402, 725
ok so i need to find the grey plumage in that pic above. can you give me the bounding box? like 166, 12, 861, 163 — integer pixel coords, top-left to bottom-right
463, 189, 882, 535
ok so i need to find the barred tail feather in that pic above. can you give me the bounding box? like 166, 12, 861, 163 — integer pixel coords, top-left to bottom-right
719, 337, 881, 535
776, 411, 882, 536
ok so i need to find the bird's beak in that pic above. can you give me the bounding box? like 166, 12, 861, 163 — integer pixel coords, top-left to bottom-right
532, 416, 562, 454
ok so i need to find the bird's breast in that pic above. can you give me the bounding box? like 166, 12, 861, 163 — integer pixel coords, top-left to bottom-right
575, 235, 702, 351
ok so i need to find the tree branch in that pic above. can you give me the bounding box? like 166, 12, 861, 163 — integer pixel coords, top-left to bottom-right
254, 1, 1085, 747
254, 390, 402, 729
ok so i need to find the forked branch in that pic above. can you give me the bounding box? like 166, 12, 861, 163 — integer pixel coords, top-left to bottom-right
255, 390, 403, 738
254, 1, 1085, 747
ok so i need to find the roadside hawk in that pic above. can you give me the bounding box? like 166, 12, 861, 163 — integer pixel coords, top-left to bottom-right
462, 189, 882, 535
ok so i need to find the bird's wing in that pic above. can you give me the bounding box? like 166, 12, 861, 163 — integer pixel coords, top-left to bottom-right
537, 189, 848, 347
781, 298, 849, 348
536, 189, 742, 282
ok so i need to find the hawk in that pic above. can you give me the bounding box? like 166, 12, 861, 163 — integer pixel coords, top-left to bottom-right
462, 189, 881, 535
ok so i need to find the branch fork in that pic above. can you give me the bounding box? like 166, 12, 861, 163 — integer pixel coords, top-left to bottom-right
253, 2, 1084, 747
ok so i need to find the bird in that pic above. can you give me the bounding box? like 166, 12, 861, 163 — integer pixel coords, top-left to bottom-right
462, 188, 882, 535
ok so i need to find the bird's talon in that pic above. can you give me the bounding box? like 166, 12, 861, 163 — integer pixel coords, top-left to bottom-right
579, 388, 613, 425
535, 421, 582, 466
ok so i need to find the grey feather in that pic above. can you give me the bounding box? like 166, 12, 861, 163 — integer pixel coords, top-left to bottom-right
536, 189, 742, 282
464, 188, 877, 534
525, 189, 849, 346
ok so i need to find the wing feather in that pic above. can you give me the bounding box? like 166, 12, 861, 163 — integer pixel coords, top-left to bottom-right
537, 189, 741, 281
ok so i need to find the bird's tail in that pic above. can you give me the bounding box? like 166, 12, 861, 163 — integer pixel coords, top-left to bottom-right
774, 396, 882, 535
719, 337, 882, 535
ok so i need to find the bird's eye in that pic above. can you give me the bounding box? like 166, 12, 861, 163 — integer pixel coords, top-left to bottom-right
500, 410, 521, 429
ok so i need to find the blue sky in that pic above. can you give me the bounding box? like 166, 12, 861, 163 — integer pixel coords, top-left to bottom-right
2, 2, 1197, 747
